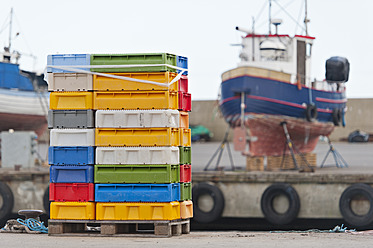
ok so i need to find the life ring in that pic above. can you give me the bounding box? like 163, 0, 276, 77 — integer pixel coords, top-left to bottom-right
305, 104, 318, 122
43, 185, 50, 216
332, 108, 342, 126
339, 183, 373, 227
192, 183, 225, 223
0, 181, 14, 220
260, 183, 300, 225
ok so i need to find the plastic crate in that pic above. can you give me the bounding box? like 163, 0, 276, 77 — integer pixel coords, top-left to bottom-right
93, 72, 178, 92
95, 128, 180, 147
180, 200, 193, 219
95, 110, 179, 128
93, 91, 178, 110
50, 202, 95, 220
179, 111, 189, 128
48, 146, 95, 165
47, 54, 90, 73
50, 129, 95, 146
95, 146, 179, 165
90, 53, 177, 73
94, 164, 180, 184
96, 201, 180, 220
176, 56, 188, 76
50, 92, 93, 110
178, 92, 191, 112
179, 146, 191, 164
50, 165, 94, 183
180, 128, 191, 147
180, 183, 192, 201
95, 183, 180, 202
178, 75, 188, 93
180, 164, 191, 183
48, 110, 95, 129
49, 183, 94, 202
47, 73, 93, 91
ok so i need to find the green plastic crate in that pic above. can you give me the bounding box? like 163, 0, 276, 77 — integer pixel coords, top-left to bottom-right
94, 164, 180, 184
90, 53, 177, 73
179, 146, 191, 164
180, 183, 192, 200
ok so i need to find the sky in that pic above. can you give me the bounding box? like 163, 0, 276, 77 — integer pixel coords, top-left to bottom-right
1, 0, 372, 100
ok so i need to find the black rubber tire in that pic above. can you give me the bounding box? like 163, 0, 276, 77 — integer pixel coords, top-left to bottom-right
332, 108, 342, 126
192, 183, 225, 223
0, 181, 14, 220
339, 183, 373, 227
305, 104, 318, 122
261, 183, 300, 225
43, 185, 50, 216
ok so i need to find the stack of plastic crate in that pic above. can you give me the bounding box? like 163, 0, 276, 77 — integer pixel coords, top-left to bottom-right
92, 53, 193, 223
47, 53, 192, 235
47, 54, 96, 220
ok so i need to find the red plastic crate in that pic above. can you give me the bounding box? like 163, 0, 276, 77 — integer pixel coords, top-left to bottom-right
178, 92, 191, 112
49, 183, 94, 202
180, 164, 191, 183
178, 75, 188, 93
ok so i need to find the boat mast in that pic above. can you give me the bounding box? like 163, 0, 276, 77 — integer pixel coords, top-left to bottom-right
304, 0, 309, 36
268, 0, 272, 34
8, 8, 13, 50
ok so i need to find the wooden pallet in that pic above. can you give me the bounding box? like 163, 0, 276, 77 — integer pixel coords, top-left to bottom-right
266, 153, 317, 171
246, 156, 264, 171
48, 219, 190, 237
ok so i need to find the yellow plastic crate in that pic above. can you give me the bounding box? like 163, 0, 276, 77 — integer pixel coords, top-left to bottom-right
179, 111, 189, 128
96, 201, 180, 220
93, 91, 178, 110
95, 128, 180, 146
180, 200, 193, 219
50, 92, 93, 110
50, 202, 95, 220
180, 128, 191, 147
93, 72, 178, 91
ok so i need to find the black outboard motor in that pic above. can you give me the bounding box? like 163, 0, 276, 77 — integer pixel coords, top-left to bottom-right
325, 56, 350, 83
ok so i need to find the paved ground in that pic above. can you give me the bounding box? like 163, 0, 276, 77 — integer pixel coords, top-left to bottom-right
1, 231, 373, 248
191, 141, 373, 172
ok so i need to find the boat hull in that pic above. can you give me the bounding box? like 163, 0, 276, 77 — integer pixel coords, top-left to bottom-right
220, 67, 344, 156
0, 88, 49, 136
234, 114, 334, 156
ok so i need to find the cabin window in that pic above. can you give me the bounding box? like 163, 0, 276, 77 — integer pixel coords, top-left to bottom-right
306, 43, 312, 57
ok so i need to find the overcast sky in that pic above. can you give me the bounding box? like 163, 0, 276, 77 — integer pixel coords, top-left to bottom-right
1, 0, 372, 100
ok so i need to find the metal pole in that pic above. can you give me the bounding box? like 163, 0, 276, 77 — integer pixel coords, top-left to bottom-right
269, 0, 272, 34
304, 0, 309, 36
240, 92, 245, 128
8, 8, 13, 50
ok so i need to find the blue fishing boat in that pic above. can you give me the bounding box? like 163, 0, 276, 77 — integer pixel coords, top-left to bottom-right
219, 1, 349, 156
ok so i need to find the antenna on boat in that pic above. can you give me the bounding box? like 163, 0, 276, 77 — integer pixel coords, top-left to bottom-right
304, 0, 310, 36
268, 0, 272, 34
8, 8, 13, 51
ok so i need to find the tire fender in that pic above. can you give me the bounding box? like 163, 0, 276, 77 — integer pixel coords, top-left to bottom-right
339, 183, 373, 227
261, 183, 300, 225
0, 181, 14, 220
192, 182, 225, 223
305, 104, 318, 122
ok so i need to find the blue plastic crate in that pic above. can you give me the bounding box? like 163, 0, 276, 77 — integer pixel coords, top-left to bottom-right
50, 165, 94, 183
47, 54, 90, 73
176, 56, 188, 75
48, 146, 95, 165
95, 183, 180, 202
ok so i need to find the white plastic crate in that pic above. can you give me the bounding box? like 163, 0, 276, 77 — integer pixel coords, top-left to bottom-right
50, 129, 95, 146
48, 73, 93, 91
95, 110, 179, 128
95, 146, 179, 164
